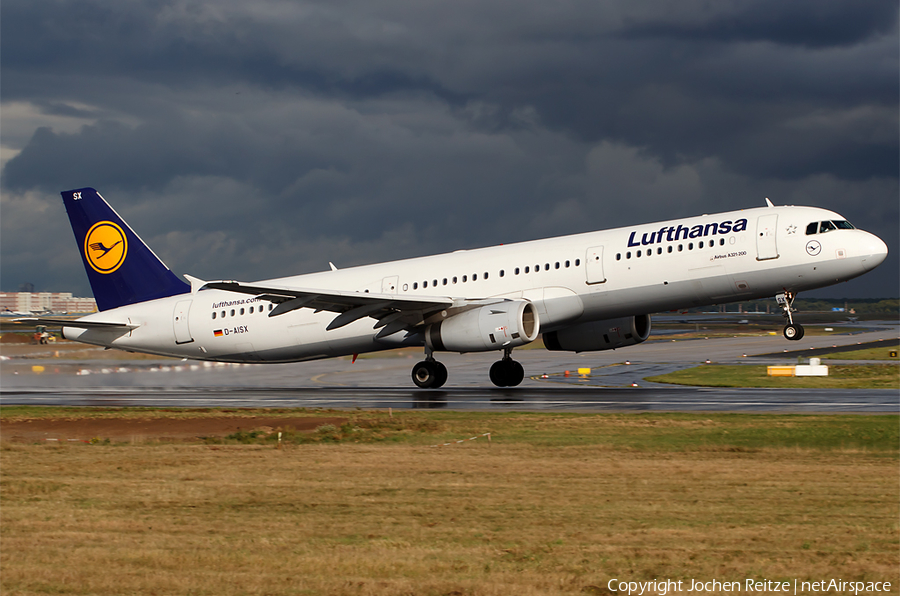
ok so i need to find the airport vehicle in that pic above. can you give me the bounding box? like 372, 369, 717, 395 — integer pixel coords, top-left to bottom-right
22, 188, 888, 388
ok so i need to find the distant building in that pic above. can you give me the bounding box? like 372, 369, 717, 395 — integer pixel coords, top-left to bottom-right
0, 292, 97, 314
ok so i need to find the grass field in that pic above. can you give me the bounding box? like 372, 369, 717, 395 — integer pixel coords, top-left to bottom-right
2, 409, 898, 595
646, 364, 899, 389
821, 344, 900, 361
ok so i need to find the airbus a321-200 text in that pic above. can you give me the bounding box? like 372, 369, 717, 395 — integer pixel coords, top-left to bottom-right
22, 188, 888, 388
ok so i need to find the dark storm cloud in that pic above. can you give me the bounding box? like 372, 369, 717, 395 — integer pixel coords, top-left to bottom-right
1, 0, 897, 297
620, 0, 898, 48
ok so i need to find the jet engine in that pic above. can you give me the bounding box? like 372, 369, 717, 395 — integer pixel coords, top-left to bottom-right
425, 300, 539, 353
543, 314, 651, 352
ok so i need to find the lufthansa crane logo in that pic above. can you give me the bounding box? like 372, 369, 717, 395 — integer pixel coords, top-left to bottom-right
84, 221, 128, 274
805, 240, 822, 257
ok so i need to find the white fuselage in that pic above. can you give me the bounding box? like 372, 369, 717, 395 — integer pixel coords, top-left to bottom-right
64, 205, 887, 362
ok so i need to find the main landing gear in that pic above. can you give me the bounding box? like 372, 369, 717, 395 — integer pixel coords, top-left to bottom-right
489, 347, 525, 388
776, 291, 805, 341
410, 347, 527, 388
411, 347, 448, 389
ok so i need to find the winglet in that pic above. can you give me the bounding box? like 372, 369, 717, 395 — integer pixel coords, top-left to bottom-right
183, 274, 207, 294
765, 197, 774, 207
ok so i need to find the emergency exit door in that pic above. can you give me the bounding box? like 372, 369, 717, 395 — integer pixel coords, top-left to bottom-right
585, 246, 607, 284
756, 214, 779, 261
173, 299, 194, 344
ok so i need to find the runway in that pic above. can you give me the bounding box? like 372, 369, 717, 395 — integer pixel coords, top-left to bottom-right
2, 385, 896, 412
2, 322, 897, 412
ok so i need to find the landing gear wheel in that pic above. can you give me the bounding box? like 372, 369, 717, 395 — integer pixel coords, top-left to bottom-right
433, 361, 448, 388
783, 323, 804, 341
489, 359, 525, 387
412, 360, 447, 388
776, 291, 805, 342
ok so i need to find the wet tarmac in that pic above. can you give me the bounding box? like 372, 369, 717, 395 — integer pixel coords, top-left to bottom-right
2, 322, 897, 412
3, 385, 897, 413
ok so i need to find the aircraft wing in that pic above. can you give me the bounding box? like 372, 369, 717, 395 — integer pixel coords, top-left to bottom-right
13, 317, 138, 330
203, 280, 458, 333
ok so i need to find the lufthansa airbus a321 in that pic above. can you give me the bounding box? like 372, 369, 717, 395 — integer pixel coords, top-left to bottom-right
21, 188, 888, 388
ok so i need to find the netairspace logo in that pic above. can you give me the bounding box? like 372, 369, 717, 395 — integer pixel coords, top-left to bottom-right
606, 578, 892, 595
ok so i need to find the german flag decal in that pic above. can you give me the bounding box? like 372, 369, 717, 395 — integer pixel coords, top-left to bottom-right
213, 329, 224, 337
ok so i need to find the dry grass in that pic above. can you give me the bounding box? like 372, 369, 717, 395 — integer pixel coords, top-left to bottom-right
2, 434, 898, 595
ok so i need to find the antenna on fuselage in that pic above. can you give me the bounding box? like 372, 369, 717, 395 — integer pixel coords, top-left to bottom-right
765, 197, 774, 207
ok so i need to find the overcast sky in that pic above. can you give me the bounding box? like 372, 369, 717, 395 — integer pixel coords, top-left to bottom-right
2, 0, 897, 299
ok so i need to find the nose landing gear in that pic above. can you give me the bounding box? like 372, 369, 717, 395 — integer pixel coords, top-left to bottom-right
776, 291, 805, 341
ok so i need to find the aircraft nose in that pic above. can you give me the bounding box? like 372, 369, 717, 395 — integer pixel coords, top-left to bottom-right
860, 232, 888, 272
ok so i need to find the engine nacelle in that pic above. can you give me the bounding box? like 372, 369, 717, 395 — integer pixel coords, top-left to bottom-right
543, 314, 651, 352
425, 300, 540, 353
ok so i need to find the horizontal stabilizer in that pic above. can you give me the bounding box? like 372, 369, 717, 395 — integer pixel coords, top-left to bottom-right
14, 317, 138, 330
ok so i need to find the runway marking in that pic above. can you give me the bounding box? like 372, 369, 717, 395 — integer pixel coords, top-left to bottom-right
310, 373, 347, 387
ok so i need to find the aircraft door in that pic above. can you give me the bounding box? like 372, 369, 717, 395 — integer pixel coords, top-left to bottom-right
756, 214, 779, 261
381, 276, 399, 294
585, 246, 607, 284
173, 299, 194, 344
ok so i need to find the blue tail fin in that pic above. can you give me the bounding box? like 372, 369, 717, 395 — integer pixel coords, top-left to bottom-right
62, 188, 190, 311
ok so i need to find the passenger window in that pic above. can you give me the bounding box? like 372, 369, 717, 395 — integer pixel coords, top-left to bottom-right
525, 266, 530, 273
678, 245, 683, 252
499, 270, 505, 277
688, 243, 693, 250
240, 308, 245, 315
545, 263, 550, 271
616, 254, 621, 261
212, 312, 216, 320
699, 241, 704, 248
806, 222, 818, 235
820, 221, 836, 233
268, 304, 273, 311
555, 262, 560, 269
473, 274, 478, 281
414, 282, 418, 289
452, 277, 457, 284
230, 309, 235, 317
484, 272, 489, 279
221, 311, 226, 318
637, 250, 642, 257
626, 252, 631, 259
423, 281, 428, 288
565, 260, 570, 267
515, 268, 520, 275
667, 246, 673, 253
575, 259, 580, 266
433, 279, 438, 287
462, 275, 467, 282
657, 247, 662, 254
442, 278, 447, 286
719, 238, 725, 246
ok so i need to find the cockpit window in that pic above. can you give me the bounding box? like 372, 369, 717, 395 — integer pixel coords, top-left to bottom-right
808, 220, 855, 235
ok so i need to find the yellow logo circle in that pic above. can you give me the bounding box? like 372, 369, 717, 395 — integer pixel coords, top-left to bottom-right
84, 221, 128, 274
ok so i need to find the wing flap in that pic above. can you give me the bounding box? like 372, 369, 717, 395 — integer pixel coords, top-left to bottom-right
203, 280, 453, 316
